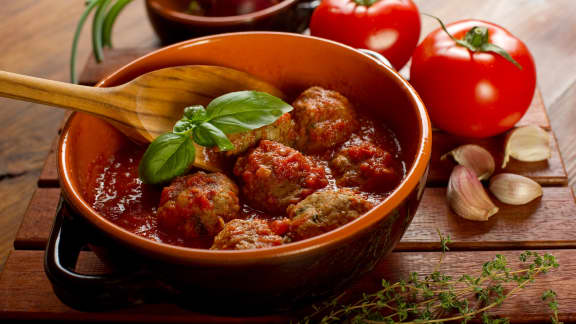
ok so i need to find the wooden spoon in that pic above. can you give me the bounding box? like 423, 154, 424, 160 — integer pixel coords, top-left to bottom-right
0, 65, 284, 172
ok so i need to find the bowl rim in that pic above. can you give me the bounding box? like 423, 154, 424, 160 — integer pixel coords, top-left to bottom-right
146, 0, 299, 26
58, 31, 431, 263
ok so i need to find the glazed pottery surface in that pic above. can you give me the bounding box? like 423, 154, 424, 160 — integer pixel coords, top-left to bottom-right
58, 32, 431, 308
145, 0, 315, 44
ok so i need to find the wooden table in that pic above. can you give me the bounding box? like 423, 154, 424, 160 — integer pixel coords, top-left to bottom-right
0, 0, 575, 322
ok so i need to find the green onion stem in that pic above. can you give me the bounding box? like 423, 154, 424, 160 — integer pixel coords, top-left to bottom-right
92, 0, 113, 63
102, 0, 133, 48
70, 0, 101, 84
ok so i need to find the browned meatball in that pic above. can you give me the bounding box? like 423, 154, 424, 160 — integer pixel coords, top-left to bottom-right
211, 219, 285, 250
287, 190, 373, 241
157, 172, 240, 240
331, 140, 401, 191
233, 140, 328, 213
224, 113, 297, 156
292, 87, 359, 152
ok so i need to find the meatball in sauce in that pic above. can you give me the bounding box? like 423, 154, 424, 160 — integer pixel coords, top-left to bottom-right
292, 86, 360, 152
157, 172, 240, 241
211, 219, 285, 250
87, 86, 405, 250
234, 140, 328, 214
288, 190, 374, 241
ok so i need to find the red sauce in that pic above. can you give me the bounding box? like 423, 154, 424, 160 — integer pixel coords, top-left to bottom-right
86, 114, 404, 248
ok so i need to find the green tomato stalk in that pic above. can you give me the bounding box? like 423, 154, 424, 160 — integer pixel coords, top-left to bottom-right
423, 13, 522, 69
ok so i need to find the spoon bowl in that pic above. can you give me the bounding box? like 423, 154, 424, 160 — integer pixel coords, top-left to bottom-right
0, 65, 283, 171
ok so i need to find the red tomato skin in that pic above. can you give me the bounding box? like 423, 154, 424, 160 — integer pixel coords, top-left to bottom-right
310, 0, 421, 70
410, 20, 537, 138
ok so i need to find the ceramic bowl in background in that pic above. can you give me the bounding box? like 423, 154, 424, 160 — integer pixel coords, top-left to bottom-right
145, 0, 317, 44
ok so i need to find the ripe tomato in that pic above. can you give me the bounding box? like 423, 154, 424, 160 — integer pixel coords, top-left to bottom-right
410, 20, 537, 138
310, 0, 421, 70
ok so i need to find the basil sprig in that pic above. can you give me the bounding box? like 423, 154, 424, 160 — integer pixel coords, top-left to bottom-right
138, 91, 293, 184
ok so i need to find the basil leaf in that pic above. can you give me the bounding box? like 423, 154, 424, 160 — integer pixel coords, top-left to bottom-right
197, 122, 234, 151
205, 91, 293, 134
173, 120, 194, 133
183, 105, 208, 122
138, 133, 195, 184
192, 126, 215, 147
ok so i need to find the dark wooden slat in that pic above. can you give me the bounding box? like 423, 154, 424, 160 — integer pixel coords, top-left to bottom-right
428, 129, 567, 186
37, 137, 59, 188
13, 188, 61, 250
13, 187, 576, 252
516, 89, 550, 129
549, 80, 576, 193
78, 48, 157, 86
399, 186, 576, 251
1, 249, 574, 322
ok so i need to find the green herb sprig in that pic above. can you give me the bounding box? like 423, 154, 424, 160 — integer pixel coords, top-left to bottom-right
301, 235, 561, 324
138, 91, 293, 184
71, 0, 134, 84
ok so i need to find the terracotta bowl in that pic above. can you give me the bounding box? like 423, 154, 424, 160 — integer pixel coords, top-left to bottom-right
145, 0, 316, 45
58, 32, 431, 309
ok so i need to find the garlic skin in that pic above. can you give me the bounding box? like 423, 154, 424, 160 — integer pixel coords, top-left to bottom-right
442, 144, 495, 180
447, 165, 499, 221
502, 125, 551, 168
489, 173, 543, 205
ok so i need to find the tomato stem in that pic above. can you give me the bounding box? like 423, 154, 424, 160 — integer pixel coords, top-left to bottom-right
353, 0, 380, 7
422, 13, 522, 69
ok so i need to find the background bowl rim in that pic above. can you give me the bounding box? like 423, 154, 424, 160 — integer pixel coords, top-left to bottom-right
58, 31, 431, 263
146, 0, 299, 26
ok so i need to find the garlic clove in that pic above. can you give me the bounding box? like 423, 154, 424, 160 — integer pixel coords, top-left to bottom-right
489, 173, 543, 205
441, 144, 495, 180
502, 125, 551, 168
447, 165, 499, 221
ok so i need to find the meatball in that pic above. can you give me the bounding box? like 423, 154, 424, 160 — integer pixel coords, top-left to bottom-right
224, 113, 297, 156
233, 140, 328, 213
331, 140, 401, 191
287, 190, 373, 241
211, 219, 285, 250
157, 172, 240, 240
292, 87, 359, 152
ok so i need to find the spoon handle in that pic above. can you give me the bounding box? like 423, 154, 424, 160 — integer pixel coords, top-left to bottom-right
0, 71, 126, 122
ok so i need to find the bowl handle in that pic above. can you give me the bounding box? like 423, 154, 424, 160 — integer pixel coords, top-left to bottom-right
44, 197, 173, 310
357, 49, 395, 70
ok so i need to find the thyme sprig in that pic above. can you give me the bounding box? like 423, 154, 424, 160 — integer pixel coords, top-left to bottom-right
301, 237, 560, 324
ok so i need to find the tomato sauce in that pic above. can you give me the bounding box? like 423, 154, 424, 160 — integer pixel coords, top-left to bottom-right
85, 114, 404, 248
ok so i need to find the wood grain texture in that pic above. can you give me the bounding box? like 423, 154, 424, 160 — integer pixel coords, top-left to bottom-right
399, 186, 576, 251
1, 249, 574, 322
13, 188, 61, 250
428, 128, 566, 186
0, 0, 156, 270
549, 80, 576, 195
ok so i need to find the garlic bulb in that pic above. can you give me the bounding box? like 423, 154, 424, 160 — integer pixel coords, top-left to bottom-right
447, 165, 499, 221
489, 173, 543, 205
502, 126, 551, 168
442, 144, 495, 180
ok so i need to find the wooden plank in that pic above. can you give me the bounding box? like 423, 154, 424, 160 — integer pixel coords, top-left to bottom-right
37, 111, 71, 188
12, 186, 576, 252
516, 89, 550, 129
1, 249, 574, 322
428, 129, 567, 186
549, 80, 576, 193
78, 47, 157, 86
13, 188, 61, 250
399, 186, 576, 251
37, 137, 59, 188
